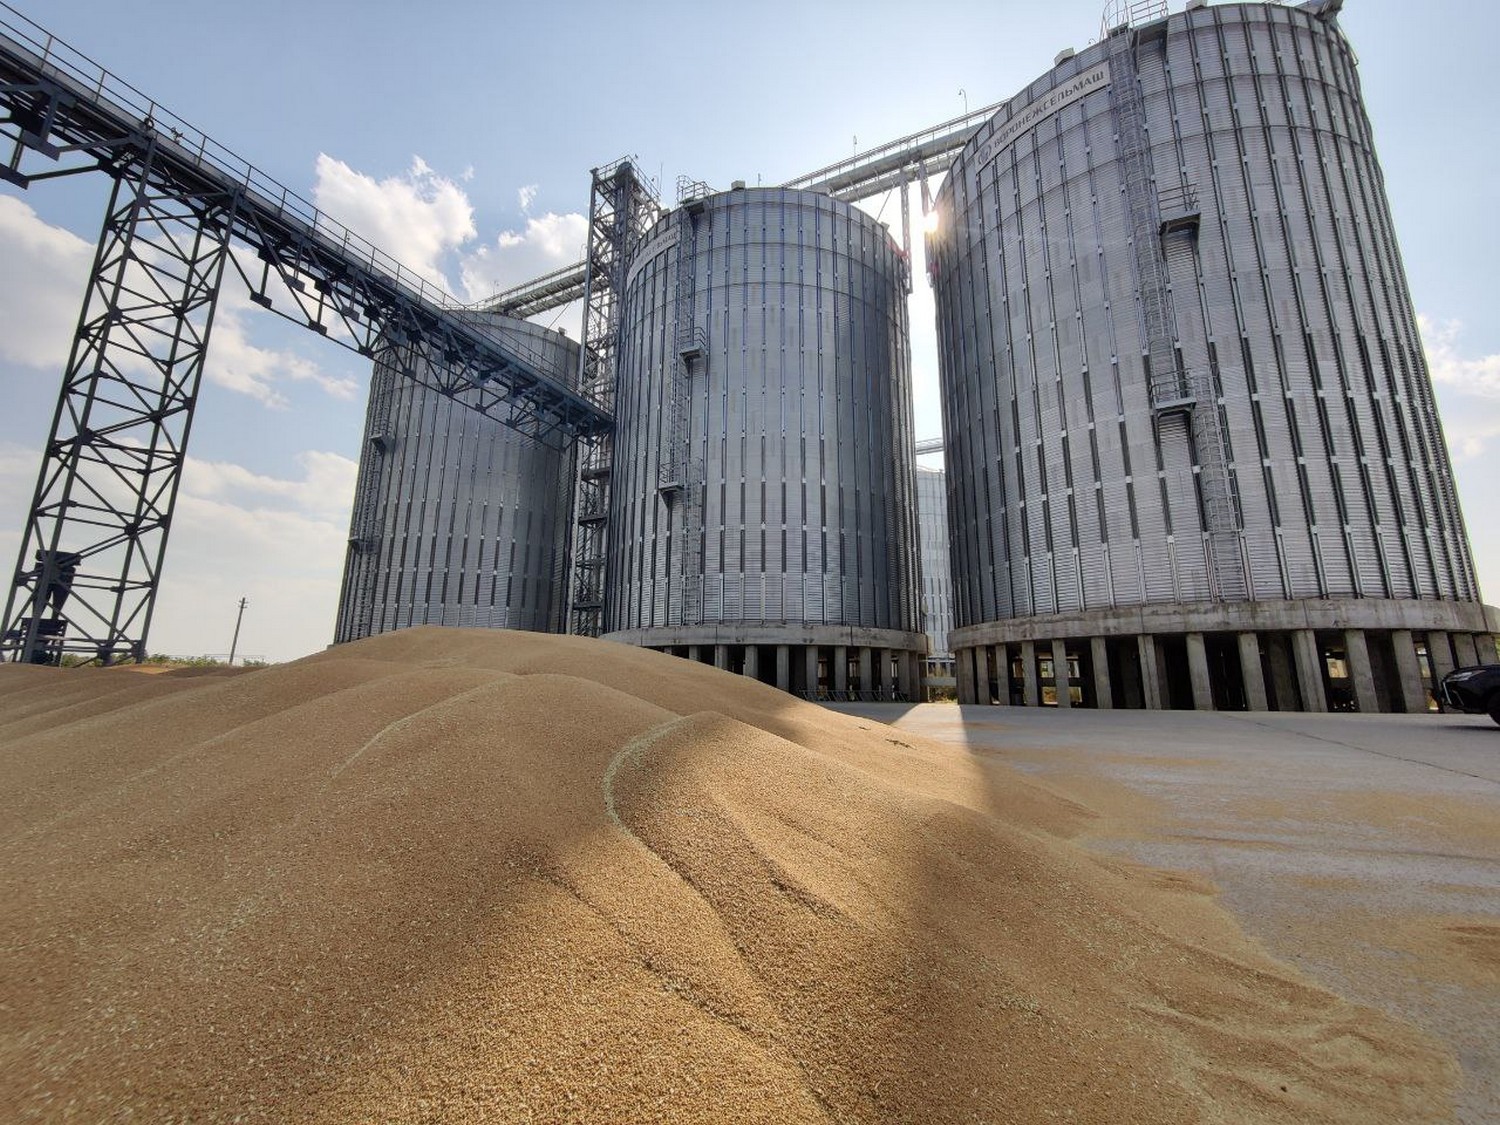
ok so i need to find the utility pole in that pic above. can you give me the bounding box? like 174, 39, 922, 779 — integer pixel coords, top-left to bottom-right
228, 597, 247, 667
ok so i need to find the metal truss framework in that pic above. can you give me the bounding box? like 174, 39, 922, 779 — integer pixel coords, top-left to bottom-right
466, 99, 1013, 320
7, 154, 234, 664
0, 3, 609, 663
568, 160, 659, 637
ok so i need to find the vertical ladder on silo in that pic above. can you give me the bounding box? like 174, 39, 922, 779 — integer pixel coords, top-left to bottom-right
1108, 26, 1246, 601
1186, 366, 1248, 601
662, 178, 709, 624
340, 346, 400, 641
1108, 28, 1181, 404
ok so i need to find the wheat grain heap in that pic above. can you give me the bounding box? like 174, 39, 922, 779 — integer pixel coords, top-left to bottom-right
0, 627, 1454, 1122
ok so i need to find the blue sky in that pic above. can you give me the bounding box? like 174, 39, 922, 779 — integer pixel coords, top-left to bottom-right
2, 0, 1496, 661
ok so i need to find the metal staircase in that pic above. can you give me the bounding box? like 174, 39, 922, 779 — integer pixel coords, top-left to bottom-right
1108, 25, 1246, 602
568, 159, 660, 638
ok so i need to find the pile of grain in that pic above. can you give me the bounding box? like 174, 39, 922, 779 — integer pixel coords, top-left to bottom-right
0, 627, 1453, 1122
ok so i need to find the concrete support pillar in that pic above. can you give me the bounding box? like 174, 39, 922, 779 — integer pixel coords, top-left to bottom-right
1089, 636, 1112, 709
804, 647, 820, 697
956, 648, 976, 704
857, 647, 874, 694
898, 652, 916, 701
1237, 632, 1268, 711
1291, 629, 1327, 713
1136, 634, 1163, 710
992, 644, 1011, 705
775, 645, 791, 693
1020, 641, 1040, 707
1185, 632, 1213, 710
1343, 629, 1379, 713
713, 644, 729, 671
1051, 638, 1072, 709
687, 645, 701, 664
834, 646, 849, 694
1389, 630, 1428, 714
1426, 632, 1455, 692
1453, 632, 1481, 669
1266, 635, 1297, 711
743, 644, 760, 681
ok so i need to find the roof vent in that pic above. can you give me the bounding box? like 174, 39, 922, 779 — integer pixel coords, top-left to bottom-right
1186, 0, 1207, 8
1055, 47, 1076, 65
731, 179, 746, 190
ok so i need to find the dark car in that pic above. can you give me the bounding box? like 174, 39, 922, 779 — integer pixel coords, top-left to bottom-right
1440, 664, 1500, 726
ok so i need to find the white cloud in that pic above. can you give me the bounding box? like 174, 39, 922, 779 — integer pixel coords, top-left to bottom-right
150, 450, 358, 661
0, 195, 93, 370
518, 184, 539, 212
459, 211, 587, 303
203, 300, 360, 409
0, 194, 359, 410
1419, 314, 1500, 400
1419, 314, 1500, 459
312, 154, 475, 295
0, 441, 356, 661
183, 450, 357, 523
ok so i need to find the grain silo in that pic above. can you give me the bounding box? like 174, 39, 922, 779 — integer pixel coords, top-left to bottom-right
928, 0, 1498, 713
335, 314, 579, 642
603, 184, 926, 698
916, 465, 956, 698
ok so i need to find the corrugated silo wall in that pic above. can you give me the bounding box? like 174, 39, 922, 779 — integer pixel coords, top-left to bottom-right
930, 1, 1479, 630
334, 315, 579, 642
916, 466, 953, 657
606, 187, 921, 638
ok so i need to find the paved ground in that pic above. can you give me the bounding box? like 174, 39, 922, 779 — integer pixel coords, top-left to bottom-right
828, 703, 1500, 1124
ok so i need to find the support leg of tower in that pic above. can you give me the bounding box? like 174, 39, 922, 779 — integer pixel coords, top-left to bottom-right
993, 643, 1012, 705
1237, 632, 1268, 712
1292, 629, 1328, 713
1343, 629, 1380, 714
1136, 635, 1163, 710
1389, 630, 1428, 714
1185, 632, 1213, 710
1051, 638, 1072, 709
2, 159, 235, 665
955, 648, 974, 704
1426, 632, 1455, 711
1021, 641, 1040, 707
1090, 636, 1113, 709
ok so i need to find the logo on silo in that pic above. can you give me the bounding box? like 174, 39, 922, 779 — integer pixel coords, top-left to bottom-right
975, 62, 1112, 172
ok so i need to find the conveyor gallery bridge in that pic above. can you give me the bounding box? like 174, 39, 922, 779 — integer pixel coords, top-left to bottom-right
0, 1, 608, 664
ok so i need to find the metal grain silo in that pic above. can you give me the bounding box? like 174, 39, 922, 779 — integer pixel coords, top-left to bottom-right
335, 314, 578, 642
917, 465, 956, 698
604, 184, 925, 698
929, 0, 1497, 713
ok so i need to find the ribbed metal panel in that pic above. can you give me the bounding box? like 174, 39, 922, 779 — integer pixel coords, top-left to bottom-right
607, 187, 920, 636
916, 467, 954, 656
930, 1, 1479, 631
335, 315, 578, 642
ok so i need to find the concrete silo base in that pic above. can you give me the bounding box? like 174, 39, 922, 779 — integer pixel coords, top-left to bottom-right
602, 625, 927, 702
948, 598, 1500, 714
